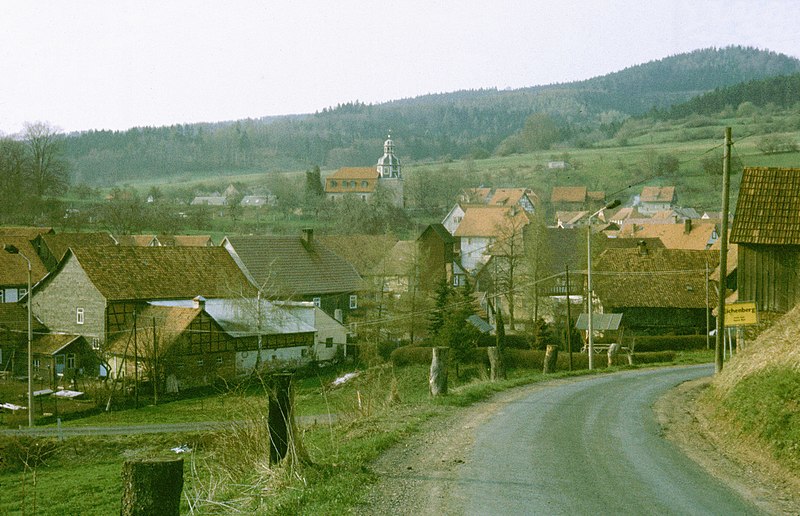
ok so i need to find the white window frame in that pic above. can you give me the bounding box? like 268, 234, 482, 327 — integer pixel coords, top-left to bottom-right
349, 295, 358, 310
91, 338, 100, 350
67, 353, 76, 369
76, 307, 85, 325
312, 297, 321, 307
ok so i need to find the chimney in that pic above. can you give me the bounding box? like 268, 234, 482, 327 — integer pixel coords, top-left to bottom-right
637, 240, 648, 256
193, 295, 206, 310
302, 228, 314, 247
684, 219, 692, 234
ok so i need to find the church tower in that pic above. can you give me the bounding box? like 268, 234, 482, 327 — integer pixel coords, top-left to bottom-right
376, 132, 404, 207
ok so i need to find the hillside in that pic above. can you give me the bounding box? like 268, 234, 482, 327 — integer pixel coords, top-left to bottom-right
61, 46, 800, 186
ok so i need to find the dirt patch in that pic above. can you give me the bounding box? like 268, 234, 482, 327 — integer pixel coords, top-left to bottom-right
654, 377, 800, 515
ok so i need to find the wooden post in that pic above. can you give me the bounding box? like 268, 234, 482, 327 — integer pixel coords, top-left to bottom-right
429, 347, 449, 396
607, 342, 620, 367
543, 345, 559, 374
120, 457, 183, 516
487, 346, 505, 381
269, 373, 293, 464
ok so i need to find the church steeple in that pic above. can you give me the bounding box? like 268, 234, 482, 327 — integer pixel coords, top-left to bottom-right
377, 132, 401, 179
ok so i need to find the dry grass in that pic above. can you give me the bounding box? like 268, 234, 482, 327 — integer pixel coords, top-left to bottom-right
713, 305, 800, 394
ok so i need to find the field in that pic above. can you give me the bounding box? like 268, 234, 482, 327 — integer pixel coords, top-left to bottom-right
0, 351, 714, 514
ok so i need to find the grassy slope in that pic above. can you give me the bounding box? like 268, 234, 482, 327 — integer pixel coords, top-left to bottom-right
702, 306, 800, 473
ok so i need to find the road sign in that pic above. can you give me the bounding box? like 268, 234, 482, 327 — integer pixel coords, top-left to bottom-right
724, 302, 758, 326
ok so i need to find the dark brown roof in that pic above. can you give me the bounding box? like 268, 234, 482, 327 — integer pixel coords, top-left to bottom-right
593, 248, 719, 308
61, 246, 255, 301
40, 232, 117, 263
0, 226, 53, 239
730, 167, 800, 245
0, 302, 47, 336
316, 234, 398, 276
0, 236, 49, 285
223, 235, 365, 296
31, 334, 85, 356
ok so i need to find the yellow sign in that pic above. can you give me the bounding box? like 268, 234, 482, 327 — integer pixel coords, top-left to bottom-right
725, 302, 758, 326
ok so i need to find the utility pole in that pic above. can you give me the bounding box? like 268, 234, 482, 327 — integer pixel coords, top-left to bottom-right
133, 310, 139, 408
715, 127, 732, 374
565, 264, 573, 371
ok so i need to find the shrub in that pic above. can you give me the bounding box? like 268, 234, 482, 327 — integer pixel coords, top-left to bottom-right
628, 335, 707, 352
0, 436, 59, 473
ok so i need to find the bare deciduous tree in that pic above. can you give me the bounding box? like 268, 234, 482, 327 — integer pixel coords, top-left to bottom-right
23, 122, 69, 197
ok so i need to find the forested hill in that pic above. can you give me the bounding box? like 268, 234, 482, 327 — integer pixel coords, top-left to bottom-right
63, 46, 800, 186
658, 72, 800, 119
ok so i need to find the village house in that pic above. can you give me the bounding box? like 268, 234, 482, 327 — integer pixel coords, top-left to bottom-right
453, 205, 531, 273
325, 135, 404, 208
115, 234, 160, 247
273, 300, 349, 362
29, 333, 97, 389
222, 229, 366, 324
30, 246, 256, 354
730, 167, 800, 313
615, 219, 720, 250
1, 237, 49, 303
638, 186, 677, 214
550, 186, 605, 214
417, 223, 456, 291
105, 296, 320, 391
30, 231, 117, 271
592, 244, 718, 335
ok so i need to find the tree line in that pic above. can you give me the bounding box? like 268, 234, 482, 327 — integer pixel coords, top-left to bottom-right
52, 46, 799, 187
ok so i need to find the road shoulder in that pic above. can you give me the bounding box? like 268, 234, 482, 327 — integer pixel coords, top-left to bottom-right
654, 377, 800, 515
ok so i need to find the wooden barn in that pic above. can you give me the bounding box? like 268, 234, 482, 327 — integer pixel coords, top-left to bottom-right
730, 167, 800, 313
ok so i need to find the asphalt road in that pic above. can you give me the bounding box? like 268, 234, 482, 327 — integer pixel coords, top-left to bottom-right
456, 364, 763, 515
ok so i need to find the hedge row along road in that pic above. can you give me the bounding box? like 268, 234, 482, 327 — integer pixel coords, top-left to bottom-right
457, 364, 761, 515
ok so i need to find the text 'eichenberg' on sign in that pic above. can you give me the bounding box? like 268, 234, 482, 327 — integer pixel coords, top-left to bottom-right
724, 302, 758, 326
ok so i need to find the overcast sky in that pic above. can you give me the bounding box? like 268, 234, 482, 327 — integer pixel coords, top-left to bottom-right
1, 0, 798, 135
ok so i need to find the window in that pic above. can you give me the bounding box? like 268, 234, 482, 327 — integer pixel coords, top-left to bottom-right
349, 295, 358, 309
312, 297, 321, 307
67, 354, 76, 369
361, 180, 368, 188
325, 337, 334, 348
91, 338, 100, 350
0, 290, 4, 303
19, 288, 27, 298
350, 180, 356, 188
33, 359, 41, 371
0, 348, 3, 364
76, 307, 85, 324
330, 180, 337, 187
196, 359, 204, 366
216, 356, 223, 365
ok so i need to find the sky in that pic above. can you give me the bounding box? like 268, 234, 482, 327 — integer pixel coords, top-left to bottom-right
1, 0, 799, 135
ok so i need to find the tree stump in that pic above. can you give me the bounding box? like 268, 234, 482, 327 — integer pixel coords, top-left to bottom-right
429, 347, 449, 396
543, 345, 559, 374
269, 373, 293, 464
607, 342, 620, 367
487, 346, 505, 381
120, 457, 183, 516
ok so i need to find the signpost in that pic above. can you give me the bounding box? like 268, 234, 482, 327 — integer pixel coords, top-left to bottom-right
723, 302, 758, 357
724, 302, 758, 327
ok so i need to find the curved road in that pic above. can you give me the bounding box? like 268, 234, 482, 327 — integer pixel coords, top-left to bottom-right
456, 364, 762, 515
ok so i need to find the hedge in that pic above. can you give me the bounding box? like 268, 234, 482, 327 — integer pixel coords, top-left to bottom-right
627, 335, 709, 352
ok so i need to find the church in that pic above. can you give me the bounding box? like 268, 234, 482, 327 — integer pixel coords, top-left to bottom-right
324, 134, 404, 208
